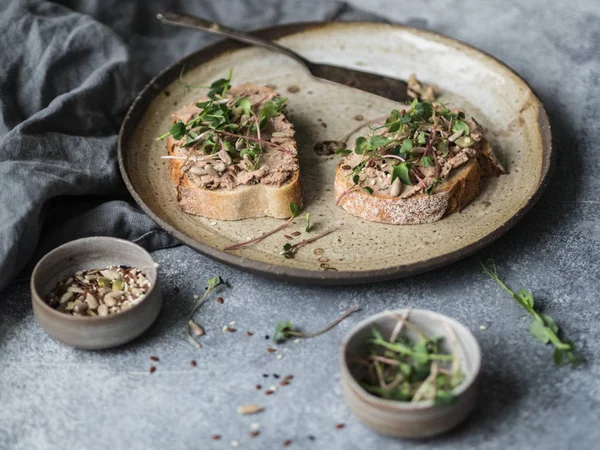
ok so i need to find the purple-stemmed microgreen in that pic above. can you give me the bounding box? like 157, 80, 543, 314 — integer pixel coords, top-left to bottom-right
273, 305, 360, 343
224, 203, 302, 251
281, 222, 342, 258
156, 71, 290, 173
187, 276, 227, 349
334, 99, 478, 197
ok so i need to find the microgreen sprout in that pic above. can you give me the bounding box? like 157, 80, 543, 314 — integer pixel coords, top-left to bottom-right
336, 99, 479, 199
280, 222, 342, 258
304, 213, 312, 232
186, 276, 228, 348
354, 310, 464, 404
224, 203, 302, 251
156, 71, 290, 173
273, 305, 360, 343
481, 259, 579, 367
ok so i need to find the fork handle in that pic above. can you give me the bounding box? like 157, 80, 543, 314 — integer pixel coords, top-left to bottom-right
157, 12, 313, 69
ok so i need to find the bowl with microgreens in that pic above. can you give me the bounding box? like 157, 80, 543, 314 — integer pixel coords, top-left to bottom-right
340, 309, 481, 439
31, 237, 162, 349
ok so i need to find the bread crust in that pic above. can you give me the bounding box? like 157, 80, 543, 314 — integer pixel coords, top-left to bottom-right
334, 158, 483, 225
177, 170, 302, 220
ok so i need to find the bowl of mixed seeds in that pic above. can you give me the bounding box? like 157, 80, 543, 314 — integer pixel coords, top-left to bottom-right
31, 237, 162, 349
339, 309, 481, 439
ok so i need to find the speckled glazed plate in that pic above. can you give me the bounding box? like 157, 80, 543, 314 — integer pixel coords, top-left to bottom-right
118, 22, 552, 284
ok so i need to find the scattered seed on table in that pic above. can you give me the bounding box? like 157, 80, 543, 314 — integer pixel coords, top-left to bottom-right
284, 375, 294, 381
211, 435, 222, 440
226, 327, 237, 333
255, 384, 262, 390
308, 435, 316, 441
250, 431, 260, 438
246, 331, 254, 336
291, 231, 301, 237
262, 374, 269, 378
269, 385, 277, 391
237, 404, 264, 415
277, 354, 284, 360
267, 348, 277, 353
217, 297, 224, 303
284, 235, 293, 240
265, 335, 270, 340
273, 374, 280, 379
479, 325, 488, 330
283, 439, 292, 446
280, 380, 289, 387
173, 287, 180, 295
335, 423, 346, 429
150, 356, 159, 362
190, 360, 197, 367
231, 440, 239, 448
265, 390, 275, 396
250, 423, 260, 431
149, 366, 156, 374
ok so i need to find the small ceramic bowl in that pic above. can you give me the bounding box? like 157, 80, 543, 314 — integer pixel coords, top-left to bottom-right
31, 237, 162, 349
340, 309, 481, 439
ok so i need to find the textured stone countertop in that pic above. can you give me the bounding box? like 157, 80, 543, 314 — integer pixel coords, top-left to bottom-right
1, 1, 599, 449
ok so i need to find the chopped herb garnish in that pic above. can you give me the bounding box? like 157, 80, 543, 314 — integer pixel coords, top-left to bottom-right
481, 259, 579, 367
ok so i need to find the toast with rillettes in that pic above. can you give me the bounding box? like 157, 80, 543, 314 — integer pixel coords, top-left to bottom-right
163, 82, 302, 220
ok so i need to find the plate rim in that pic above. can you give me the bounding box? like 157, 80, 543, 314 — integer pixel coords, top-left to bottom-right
118, 21, 554, 284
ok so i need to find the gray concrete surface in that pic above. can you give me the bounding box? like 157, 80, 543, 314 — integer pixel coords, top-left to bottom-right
2, 1, 600, 449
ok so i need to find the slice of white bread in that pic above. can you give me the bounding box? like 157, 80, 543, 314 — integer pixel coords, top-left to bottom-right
334, 138, 503, 225
166, 84, 302, 220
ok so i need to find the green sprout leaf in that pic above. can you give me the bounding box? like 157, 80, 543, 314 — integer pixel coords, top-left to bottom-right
289, 202, 301, 217
436, 140, 449, 156
417, 132, 427, 145
481, 258, 580, 367
530, 319, 550, 344
273, 321, 294, 343
304, 213, 312, 232
399, 138, 413, 155
335, 148, 352, 156
207, 69, 233, 99
421, 156, 433, 167
391, 163, 412, 186
413, 101, 434, 120
354, 136, 368, 155
452, 120, 470, 136
258, 97, 286, 129
370, 135, 389, 148
169, 121, 186, 140
237, 97, 252, 115
363, 186, 374, 194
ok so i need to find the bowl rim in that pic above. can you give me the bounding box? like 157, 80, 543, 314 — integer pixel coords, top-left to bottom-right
339, 308, 481, 410
30, 236, 159, 322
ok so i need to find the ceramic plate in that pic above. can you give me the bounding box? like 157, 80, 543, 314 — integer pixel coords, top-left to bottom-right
118, 22, 552, 284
